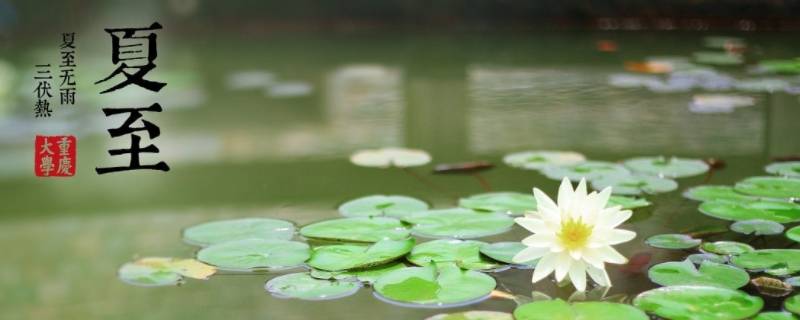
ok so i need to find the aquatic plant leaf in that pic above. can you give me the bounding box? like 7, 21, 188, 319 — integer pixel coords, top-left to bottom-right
683, 185, 755, 202
766, 162, 800, 178
196, 239, 309, 272
307, 238, 414, 271
350, 148, 431, 168
426, 311, 513, 320
787, 226, 800, 243
402, 208, 514, 239
735, 78, 790, 92
688, 253, 727, 265
730, 219, 785, 235
182, 218, 295, 246
458, 192, 537, 216
623, 156, 710, 178
310, 262, 406, 284
786, 295, 800, 315
693, 51, 744, 66
265, 272, 361, 300
645, 234, 701, 249
607, 195, 651, 210
699, 200, 800, 223
479, 242, 537, 267
753, 312, 799, 320
338, 195, 429, 218
648, 260, 749, 289
701, 241, 754, 256
513, 299, 648, 320
540, 161, 630, 182
373, 263, 496, 307
735, 177, 800, 199
300, 217, 410, 242
633, 285, 763, 320
503, 151, 586, 170
118, 257, 216, 286
732, 249, 800, 276
407, 239, 502, 271
591, 173, 678, 195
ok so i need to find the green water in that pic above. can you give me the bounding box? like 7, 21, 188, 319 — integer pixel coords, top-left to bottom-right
2, 29, 800, 319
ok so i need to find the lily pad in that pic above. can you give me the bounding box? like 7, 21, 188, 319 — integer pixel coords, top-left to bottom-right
688, 253, 727, 265
787, 226, 800, 242
683, 185, 755, 202
648, 260, 749, 289
646, 234, 701, 249
633, 285, 763, 320
766, 162, 800, 178
458, 192, 537, 215
373, 263, 496, 307
300, 217, 410, 242
503, 151, 586, 170
730, 219, 785, 235
265, 272, 361, 300
540, 161, 630, 181
307, 238, 414, 271
196, 239, 310, 272
591, 173, 678, 195
754, 312, 799, 320
182, 218, 295, 246
513, 299, 648, 320
607, 195, 652, 210
732, 249, 800, 276
699, 200, 800, 223
407, 239, 502, 271
735, 78, 790, 92
350, 147, 432, 168
786, 295, 800, 315
623, 156, 710, 178
480, 242, 538, 267
701, 241, 755, 256
118, 257, 216, 287
426, 311, 513, 320
735, 176, 800, 199
693, 51, 744, 66
402, 208, 514, 239
338, 195, 429, 218
310, 262, 406, 283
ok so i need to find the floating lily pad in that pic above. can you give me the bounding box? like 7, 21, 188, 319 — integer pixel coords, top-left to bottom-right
683, 185, 755, 202
732, 249, 800, 276
591, 173, 678, 195
458, 192, 537, 215
766, 162, 800, 178
786, 295, 800, 315
350, 148, 432, 168
731, 219, 785, 235
265, 272, 361, 300
182, 218, 295, 246
699, 200, 800, 223
701, 241, 755, 256
688, 253, 728, 265
754, 312, 799, 320
307, 238, 414, 271
646, 234, 701, 249
310, 262, 406, 283
633, 285, 763, 320
694, 51, 744, 66
407, 239, 502, 271
196, 239, 310, 272
373, 263, 496, 307
623, 156, 709, 178
300, 217, 410, 242
540, 161, 630, 181
426, 311, 513, 320
735, 177, 800, 199
513, 299, 648, 320
607, 195, 652, 210
402, 208, 514, 239
648, 260, 749, 289
787, 226, 800, 242
338, 195, 429, 218
503, 151, 586, 170
118, 257, 216, 287
479, 242, 538, 267
735, 78, 790, 92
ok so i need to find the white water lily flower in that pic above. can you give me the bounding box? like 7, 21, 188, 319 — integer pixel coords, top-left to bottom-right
512, 177, 636, 291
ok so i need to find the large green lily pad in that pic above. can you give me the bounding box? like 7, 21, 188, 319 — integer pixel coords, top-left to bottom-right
182, 218, 295, 246
402, 208, 514, 239
648, 260, 749, 289
373, 263, 496, 307
513, 299, 648, 320
540, 161, 630, 181
591, 173, 678, 195
646, 234, 701, 249
787, 226, 800, 242
458, 192, 537, 215
426, 311, 513, 320
607, 195, 652, 210
734, 177, 800, 199
688, 253, 727, 265
479, 242, 537, 267
732, 249, 800, 276
407, 239, 502, 271
766, 162, 800, 178
754, 312, 799, 320
338, 195, 428, 218
300, 217, 410, 242
623, 156, 710, 178
633, 285, 763, 320
503, 151, 586, 170
265, 272, 361, 300
787, 295, 800, 315
699, 200, 800, 223
118, 257, 217, 287
307, 238, 414, 271
310, 262, 406, 284
730, 219, 785, 236
196, 239, 310, 272
683, 185, 755, 202
701, 241, 754, 256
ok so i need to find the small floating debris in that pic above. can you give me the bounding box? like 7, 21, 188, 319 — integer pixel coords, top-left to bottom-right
751, 276, 793, 297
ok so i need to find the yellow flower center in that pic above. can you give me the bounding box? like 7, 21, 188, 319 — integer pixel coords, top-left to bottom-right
558, 218, 593, 251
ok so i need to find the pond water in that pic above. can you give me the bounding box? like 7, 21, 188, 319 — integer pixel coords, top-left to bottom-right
2, 29, 800, 319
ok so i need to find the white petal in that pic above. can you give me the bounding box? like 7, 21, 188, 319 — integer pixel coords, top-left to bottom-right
586, 264, 611, 287
513, 247, 549, 263
568, 260, 587, 292
531, 253, 557, 283
599, 208, 632, 229
554, 252, 573, 282
533, 188, 560, 221
596, 187, 612, 209
514, 217, 551, 235
581, 249, 606, 268
596, 246, 628, 264
557, 177, 574, 210
522, 234, 557, 247
569, 248, 583, 260
604, 229, 637, 245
